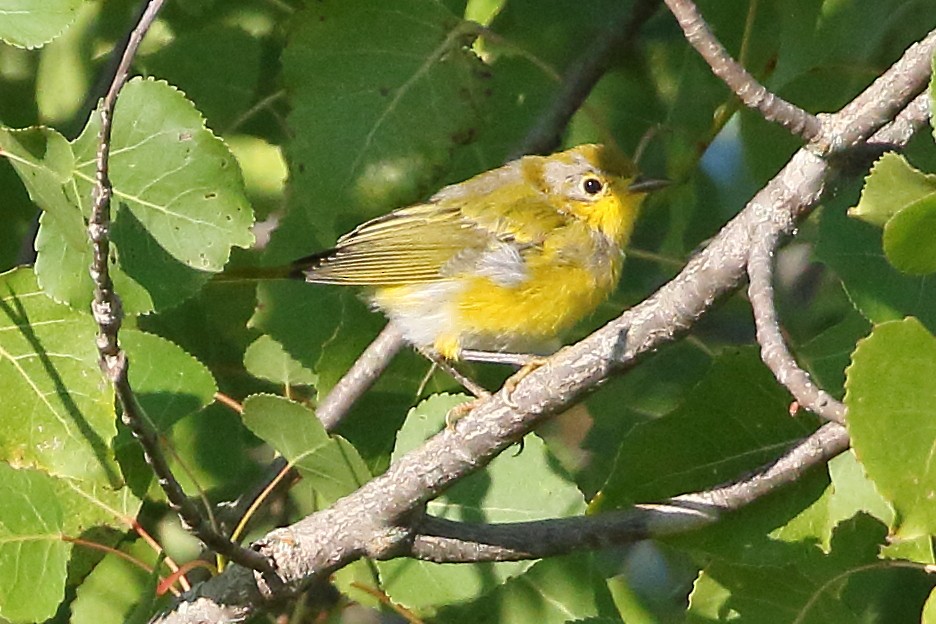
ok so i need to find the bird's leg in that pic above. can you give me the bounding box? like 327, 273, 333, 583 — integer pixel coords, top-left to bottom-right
458, 349, 548, 408
416, 361, 438, 397
457, 349, 540, 366
417, 348, 491, 398
416, 348, 491, 428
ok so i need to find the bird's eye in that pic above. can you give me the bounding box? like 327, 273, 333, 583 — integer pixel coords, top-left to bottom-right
582, 177, 603, 195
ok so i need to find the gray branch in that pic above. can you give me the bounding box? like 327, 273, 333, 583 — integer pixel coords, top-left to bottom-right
747, 225, 847, 423
88, 0, 275, 577
663, 0, 821, 140
407, 422, 849, 562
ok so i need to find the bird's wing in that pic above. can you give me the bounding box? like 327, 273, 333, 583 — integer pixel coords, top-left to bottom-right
301, 203, 487, 285
302, 195, 569, 286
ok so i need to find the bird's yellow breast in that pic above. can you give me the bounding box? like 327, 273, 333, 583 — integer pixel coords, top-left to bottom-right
450, 257, 621, 355
372, 234, 623, 359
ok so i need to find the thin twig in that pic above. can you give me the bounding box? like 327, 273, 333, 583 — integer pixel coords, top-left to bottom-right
88, 0, 276, 578
747, 226, 846, 423
406, 422, 848, 562
317, 322, 406, 429
663, 0, 821, 141
869, 89, 931, 148
814, 32, 936, 155
221, 89, 287, 136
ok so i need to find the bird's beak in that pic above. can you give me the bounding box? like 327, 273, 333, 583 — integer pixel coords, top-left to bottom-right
628, 177, 671, 193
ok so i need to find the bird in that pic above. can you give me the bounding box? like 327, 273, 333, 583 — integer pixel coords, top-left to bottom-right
293, 143, 666, 369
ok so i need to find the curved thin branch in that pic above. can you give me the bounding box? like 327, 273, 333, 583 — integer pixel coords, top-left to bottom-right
407, 422, 849, 563
747, 226, 846, 423
817, 34, 936, 153
317, 322, 406, 429
869, 89, 932, 147
663, 0, 821, 141
89, 0, 275, 578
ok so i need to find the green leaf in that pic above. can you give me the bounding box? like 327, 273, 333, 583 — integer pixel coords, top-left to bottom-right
816, 203, 936, 332
924, 587, 936, 624
881, 533, 933, 565
379, 393, 586, 614
797, 311, 871, 398
35, 205, 211, 314
0, 127, 82, 247
0, 463, 69, 623
244, 334, 316, 387
444, 56, 556, 179
74, 78, 253, 267
35, 1, 94, 125
51, 477, 141, 538
686, 514, 911, 624
225, 136, 288, 220
882, 195, 936, 274
486, 0, 625, 70
249, 280, 342, 375
160, 402, 252, 496
272, 0, 488, 260
0, 268, 119, 485
70, 541, 162, 624
50, 474, 143, 592
845, 317, 936, 538
826, 451, 893, 531
73, 77, 254, 270
580, 341, 712, 498
0, 0, 82, 48
848, 153, 936, 227
25, 77, 254, 314
122, 329, 218, 433
108, 329, 218, 499
597, 348, 815, 509
136, 276, 264, 398
241, 394, 371, 506
0, 158, 38, 270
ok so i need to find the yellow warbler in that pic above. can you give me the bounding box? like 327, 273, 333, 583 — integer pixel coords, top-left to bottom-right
295, 144, 665, 363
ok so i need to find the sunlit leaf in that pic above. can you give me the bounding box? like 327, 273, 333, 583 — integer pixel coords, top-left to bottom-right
0, 0, 82, 48
846, 317, 936, 538
0, 463, 69, 623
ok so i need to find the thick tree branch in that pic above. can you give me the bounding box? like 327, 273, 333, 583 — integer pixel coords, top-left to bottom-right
89, 0, 274, 577
153, 26, 936, 624
671, 0, 934, 424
